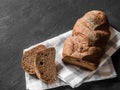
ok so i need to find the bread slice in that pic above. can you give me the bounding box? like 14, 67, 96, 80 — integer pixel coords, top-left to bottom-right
34, 47, 56, 83
21, 45, 46, 74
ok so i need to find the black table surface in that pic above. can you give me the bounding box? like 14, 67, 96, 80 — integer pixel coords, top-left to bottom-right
0, 0, 120, 90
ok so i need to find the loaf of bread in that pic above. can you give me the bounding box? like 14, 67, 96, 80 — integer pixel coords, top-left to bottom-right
34, 48, 56, 83
62, 10, 110, 71
21, 45, 46, 74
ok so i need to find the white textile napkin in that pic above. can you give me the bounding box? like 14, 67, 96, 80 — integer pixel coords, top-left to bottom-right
24, 27, 120, 90
25, 57, 116, 90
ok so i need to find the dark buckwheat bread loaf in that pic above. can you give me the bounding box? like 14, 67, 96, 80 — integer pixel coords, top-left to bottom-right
21, 45, 46, 74
34, 48, 56, 83
62, 10, 110, 71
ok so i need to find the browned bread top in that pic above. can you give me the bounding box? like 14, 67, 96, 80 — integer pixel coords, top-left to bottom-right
34, 47, 56, 83
82, 10, 108, 29
21, 45, 46, 74
72, 10, 110, 45
62, 10, 110, 70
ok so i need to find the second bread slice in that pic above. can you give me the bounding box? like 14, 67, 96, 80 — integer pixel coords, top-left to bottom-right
34, 47, 56, 83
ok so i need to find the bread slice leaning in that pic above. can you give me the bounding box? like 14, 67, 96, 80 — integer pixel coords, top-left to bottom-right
34, 47, 56, 83
21, 45, 46, 74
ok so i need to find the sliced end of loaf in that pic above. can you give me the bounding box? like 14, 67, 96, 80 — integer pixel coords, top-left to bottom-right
34, 47, 56, 83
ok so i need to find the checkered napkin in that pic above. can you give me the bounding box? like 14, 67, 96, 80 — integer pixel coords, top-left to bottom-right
25, 57, 116, 90
24, 27, 120, 90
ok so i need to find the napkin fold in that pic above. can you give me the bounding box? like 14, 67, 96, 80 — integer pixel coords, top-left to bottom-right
24, 27, 120, 90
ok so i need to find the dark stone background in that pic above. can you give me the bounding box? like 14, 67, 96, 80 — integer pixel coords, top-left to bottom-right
0, 0, 120, 90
